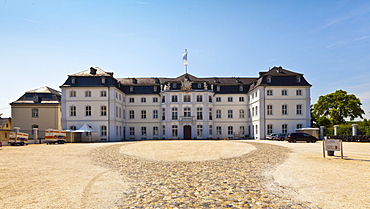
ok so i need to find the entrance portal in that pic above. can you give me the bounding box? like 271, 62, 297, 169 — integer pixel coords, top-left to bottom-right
183, 125, 191, 139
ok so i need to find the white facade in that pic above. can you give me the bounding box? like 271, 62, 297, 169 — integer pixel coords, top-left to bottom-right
61, 66, 312, 141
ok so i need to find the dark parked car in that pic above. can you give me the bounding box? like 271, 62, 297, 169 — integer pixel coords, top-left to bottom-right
274, 133, 286, 141
286, 133, 317, 143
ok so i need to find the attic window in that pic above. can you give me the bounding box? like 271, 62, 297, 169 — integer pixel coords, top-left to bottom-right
130, 86, 134, 92
296, 76, 301, 83
267, 76, 271, 83
173, 83, 177, 88
239, 85, 243, 91
197, 83, 201, 88
101, 77, 106, 84
216, 85, 220, 91
153, 86, 158, 92
71, 77, 76, 84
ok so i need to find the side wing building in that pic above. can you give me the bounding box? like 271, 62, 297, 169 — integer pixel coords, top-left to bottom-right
60, 66, 311, 141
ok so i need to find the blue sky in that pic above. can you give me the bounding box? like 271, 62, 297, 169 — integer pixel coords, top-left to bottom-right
1, 0, 370, 119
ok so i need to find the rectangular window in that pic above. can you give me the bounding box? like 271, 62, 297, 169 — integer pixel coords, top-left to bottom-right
172, 107, 178, 120
255, 106, 258, 116
32, 108, 39, 117
153, 97, 158, 103
101, 126, 107, 136
296, 89, 302, 96
162, 108, 165, 120
196, 95, 203, 102
228, 110, 233, 118
85, 91, 91, 97
197, 125, 203, 138
129, 110, 134, 119
267, 90, 273, 96
228, 126, 233, 135
184, 107, 191, 117
209, 108, 213, 120
153, 127, 159, 136
228, 97, 233, 102
141, 127, 147, 136
100, 91, 107, 97
162, 96, 165, 103
197, 107, 203, 120
141, 110, 146, 119
239, 97, 244, 102
162, 125, 165, 136
282, 124, 288, 134
184, 95, 191, 102
282, 105, 288, 115
240, 126, 245, 135
267, 124, 273, 135
153, 110, 158, 119
282, 90, 288, 96
70, 91, 76, 97
172, 95, 178, 102
70, 106, 76, 116
209, 125, 213, 135
239, 109, 245, 118
216, 109, 221, 119
141, 97, 146, 103
297, 124, 303, 129
296, 104, 302, 115
209, 96, 212, 102
267, 105, 273, 115
129, 127, 135, 135
85, 106, 91, 116
129, 98, 134, 103
216, 97, 221, 102
172, 125, 178, 137
101, 106, 107, 116
216, 126, 222, 135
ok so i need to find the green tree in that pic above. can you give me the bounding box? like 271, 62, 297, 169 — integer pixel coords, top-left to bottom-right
312, 89, 365, 125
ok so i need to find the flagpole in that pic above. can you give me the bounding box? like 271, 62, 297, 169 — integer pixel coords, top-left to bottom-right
184, 49, 188, 74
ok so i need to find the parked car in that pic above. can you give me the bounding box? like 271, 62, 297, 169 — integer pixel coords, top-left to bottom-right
274, 133, 286, 141
266, 133, 278, 140
286, 133, 317, 143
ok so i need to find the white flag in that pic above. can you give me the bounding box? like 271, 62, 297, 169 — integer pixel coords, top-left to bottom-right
182, 51, 188, 66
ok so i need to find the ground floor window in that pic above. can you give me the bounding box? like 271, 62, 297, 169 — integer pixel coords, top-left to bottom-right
216, 126, 221, 135
197, 125, 203, 138
228, 126, 233, 135
267, 124, 273, 135
172, 125, 178, 137
153, 127, 158, 136
101, 125, 107, 136
282, 124, 288, 134
240, 126, 245, 135
130, 127, 135, 135
209, 125, 213, 135
141, 127, 147, 136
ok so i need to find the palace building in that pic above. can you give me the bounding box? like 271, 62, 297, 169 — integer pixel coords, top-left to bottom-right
60, 66, 311, 142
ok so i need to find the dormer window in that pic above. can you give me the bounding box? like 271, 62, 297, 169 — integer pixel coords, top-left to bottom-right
130, 86, 134, 92
71, 77, 76, 84
239, 85, 243, 91
101, 77, 106, 84
153, 86, 158, 92
33, 95, 40, 103
267, 76, 272, 83
297, 76, 301, 83
173, 83, 177, 88
198, 83, 201, 88
217, 85, 220, 91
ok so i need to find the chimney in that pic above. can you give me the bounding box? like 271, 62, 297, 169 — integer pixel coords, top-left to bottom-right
90, 67, 97, 75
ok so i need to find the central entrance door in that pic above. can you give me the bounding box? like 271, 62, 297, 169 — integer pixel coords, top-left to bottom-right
183, 125, 191, 139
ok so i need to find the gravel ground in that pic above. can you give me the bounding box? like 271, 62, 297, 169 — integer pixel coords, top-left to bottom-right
1, 140, 368, 208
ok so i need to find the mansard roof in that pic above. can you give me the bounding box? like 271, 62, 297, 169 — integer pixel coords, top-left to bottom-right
69, 67, 114, 77
61, 66, 312, 94
11, 86, 61, 104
